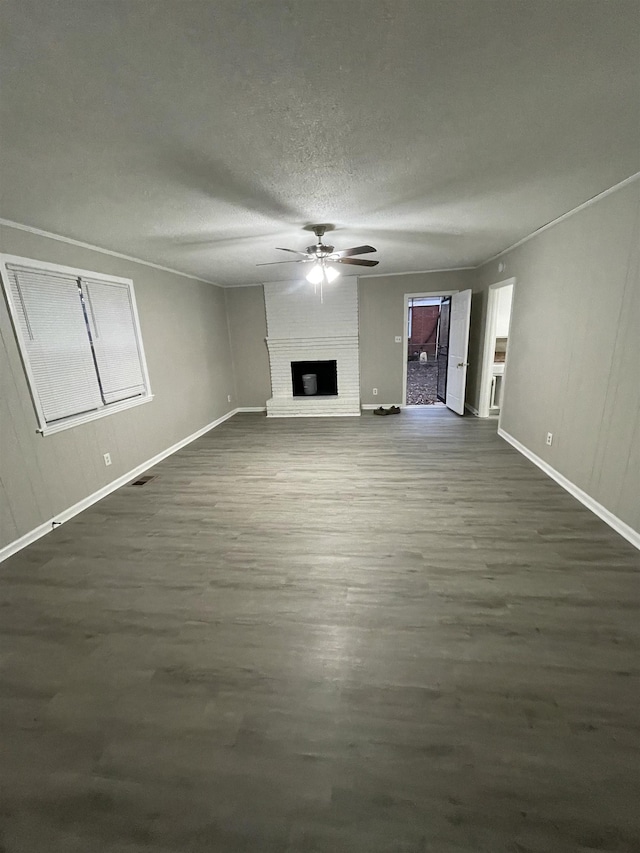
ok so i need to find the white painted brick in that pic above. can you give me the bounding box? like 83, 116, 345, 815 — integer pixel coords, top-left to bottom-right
264, 277, 358, 340
263, 277, 360, 417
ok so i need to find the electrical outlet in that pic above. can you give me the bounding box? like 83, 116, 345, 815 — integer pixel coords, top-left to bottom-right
227, 395, 232, 403
395, 336, 402, 343
546, 432, 553, 446
373, 388, 378, 396
103, 452, 112, 466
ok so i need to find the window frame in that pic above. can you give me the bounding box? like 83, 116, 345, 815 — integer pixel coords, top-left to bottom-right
0, 254, 153, 436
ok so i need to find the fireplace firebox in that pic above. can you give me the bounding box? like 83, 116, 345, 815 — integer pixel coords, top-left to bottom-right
291, 360, 338, 397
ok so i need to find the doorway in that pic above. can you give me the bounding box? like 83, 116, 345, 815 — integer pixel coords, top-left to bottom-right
478, 278, 515, 419
403, 290, 472, 414
405, 296, 443, 405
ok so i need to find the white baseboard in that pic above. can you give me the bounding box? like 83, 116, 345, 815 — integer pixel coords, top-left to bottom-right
8, 414, 636, 563
235, 407, 266, 413
465, 403, 479, 416
0, 408, 238, 564
498, 428, 640, 551
361, 403, 402, 410
267, 412, 360, 418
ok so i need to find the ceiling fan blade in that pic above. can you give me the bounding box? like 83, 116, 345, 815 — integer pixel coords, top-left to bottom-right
335, 257, 379, 267
276, 247, 310, 256
331, 245, 377, 258
256, 259, 307, 266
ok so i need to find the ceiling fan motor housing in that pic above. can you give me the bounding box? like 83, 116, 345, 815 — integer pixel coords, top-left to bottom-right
258, 223, 378, 269
306, 244, 334, 256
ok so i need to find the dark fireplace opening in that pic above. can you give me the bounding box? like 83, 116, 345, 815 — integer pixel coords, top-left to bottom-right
291, 360, 338, 397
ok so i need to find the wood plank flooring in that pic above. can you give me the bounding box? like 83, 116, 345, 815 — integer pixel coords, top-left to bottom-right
1, 409, 639, 853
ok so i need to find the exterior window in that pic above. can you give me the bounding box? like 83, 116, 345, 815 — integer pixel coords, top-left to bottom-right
0, 255, 152, 435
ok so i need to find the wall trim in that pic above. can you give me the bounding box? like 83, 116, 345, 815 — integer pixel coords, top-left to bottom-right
361, 404, 452, 410
362, 266, 475, 278
224, 282, 270, 289
361, 403, 402, 409
4, 173, 637, 288
236, 406, 267, 412
465, 403, 479, 416
232, 266, 474, 285
480, 171, 640, 268
498, 428, 640, 551
0, 408, 238, 564
268, 411, 360, 418
0, 218, 222, 287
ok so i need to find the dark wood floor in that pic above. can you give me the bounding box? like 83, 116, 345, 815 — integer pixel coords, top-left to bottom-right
1, 409, 639, 853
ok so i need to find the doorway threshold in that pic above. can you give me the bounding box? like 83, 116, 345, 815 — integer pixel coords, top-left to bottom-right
405, 402, 446, 409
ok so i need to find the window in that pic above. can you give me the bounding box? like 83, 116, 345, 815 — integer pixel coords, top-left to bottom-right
0, 255, 152, 435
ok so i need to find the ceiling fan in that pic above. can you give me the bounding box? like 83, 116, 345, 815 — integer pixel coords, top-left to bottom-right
257, 224, 379, 285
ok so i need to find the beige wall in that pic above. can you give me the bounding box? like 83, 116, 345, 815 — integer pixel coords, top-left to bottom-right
225, 286, 271, 408
474, 180, 640, 532
224, 271, 478, 409
358, 270, 476, 405
0, 224, 235, 550
4, 180, 636, 551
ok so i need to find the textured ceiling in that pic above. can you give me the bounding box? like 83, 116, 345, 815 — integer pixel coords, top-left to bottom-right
1, 0, 638, 286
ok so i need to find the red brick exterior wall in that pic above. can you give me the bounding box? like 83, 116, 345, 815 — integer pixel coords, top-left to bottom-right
408, 305, 439, 358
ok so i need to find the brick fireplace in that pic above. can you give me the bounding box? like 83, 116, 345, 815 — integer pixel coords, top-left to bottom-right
264, 277, 360, 417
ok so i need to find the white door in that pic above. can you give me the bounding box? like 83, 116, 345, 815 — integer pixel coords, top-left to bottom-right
445, 289, 472, 415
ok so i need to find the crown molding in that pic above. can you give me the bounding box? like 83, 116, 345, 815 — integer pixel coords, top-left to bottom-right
479, 171, 640, 269
3, 170, 638, 286
0, 218, 223, 287
361, 266, 475, 278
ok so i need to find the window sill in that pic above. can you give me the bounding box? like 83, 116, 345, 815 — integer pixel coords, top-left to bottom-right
38, 394, 154, 436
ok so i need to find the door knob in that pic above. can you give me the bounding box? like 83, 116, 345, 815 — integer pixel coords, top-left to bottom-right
457, 362, 469, 368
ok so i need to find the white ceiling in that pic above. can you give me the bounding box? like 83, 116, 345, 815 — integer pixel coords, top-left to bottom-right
1, 1, 638, 286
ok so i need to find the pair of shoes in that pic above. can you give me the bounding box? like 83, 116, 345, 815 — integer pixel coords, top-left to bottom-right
373, 406, 401, 416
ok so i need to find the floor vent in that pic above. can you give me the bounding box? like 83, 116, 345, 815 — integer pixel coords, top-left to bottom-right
130, 475, 155, 486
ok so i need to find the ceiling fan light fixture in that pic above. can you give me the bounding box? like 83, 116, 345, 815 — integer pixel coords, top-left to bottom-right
324, 265, 340, 283
305, 264, 323, 284
305, 263, 340, 285
259, 226, 378, 283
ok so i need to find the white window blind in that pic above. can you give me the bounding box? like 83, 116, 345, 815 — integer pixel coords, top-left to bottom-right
5, 265, 104, 422
82, 278, 146, 404
2, 257, 151, 434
